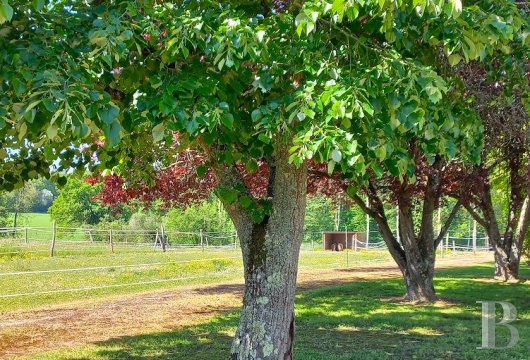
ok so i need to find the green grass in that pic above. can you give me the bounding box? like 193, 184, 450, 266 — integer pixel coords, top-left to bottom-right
8, 213, 53, 228
0, 242, 392, 312
27, 264, 530, 360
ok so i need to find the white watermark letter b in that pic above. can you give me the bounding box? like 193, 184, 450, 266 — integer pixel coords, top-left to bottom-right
477, 301, 519, 349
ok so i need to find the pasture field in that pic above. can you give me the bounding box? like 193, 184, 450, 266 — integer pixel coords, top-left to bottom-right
1, 234, 522, 360
0, 239, 391, 312
8, 213, 53, 228
16, 263, 530, 360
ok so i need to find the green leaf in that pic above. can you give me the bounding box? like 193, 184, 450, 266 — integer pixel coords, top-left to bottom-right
332, 0, 345, 17
103, 122, 121, 147
98, 105, 119, 125
221, 113, 234, 130
371, 162, 384, 178
57, 176, 67, 186
0, 0, 13, 24
32, 0, 45, 11
346, 185, 358, 198
251, 109, 261, 122
327, 160, 336, 174
256, 30, 265, 42
196, 165, 207, 177
25, 100, 42, 113
217, 188, 238, 204
46, 125, 58, 139
448, 54, 462, 66
331, 150, 342, 162
245, 161, 259, 173
239, 196, 253, 209
258, 133, 270, 144
152, 123, 165, 142
375, 146, 386, 161
449, 0, 462, 18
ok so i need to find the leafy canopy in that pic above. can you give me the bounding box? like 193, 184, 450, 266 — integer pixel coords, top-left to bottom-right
0, 0, 528, 199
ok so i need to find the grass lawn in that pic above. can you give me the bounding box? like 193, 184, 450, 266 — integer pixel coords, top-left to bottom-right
8, 213, 53, 228
25, 263, 530, 360
0, 244, 391, 312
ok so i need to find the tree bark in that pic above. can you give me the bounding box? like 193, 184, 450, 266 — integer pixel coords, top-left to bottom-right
230, 151, 307, 360
347, 157, 455, 303
203, 141, 307, 360
490, 194, 530, 281
463, 177, 530, 281
349, 182, 441, 303
397, 201, 437, 302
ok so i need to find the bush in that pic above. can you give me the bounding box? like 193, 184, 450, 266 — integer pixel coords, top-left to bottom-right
163, 200, 234, 246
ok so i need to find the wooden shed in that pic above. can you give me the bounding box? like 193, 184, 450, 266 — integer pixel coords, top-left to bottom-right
322, 231, 366, 251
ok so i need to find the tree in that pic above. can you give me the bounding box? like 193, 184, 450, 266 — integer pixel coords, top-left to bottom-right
449, 65, 530, 280
48, 177, 111, 226
164, 199, 235, 233
5, 183, 38, 228
31, 178, 58, 213
0, 194, 9, 228
1, 0, 528, 358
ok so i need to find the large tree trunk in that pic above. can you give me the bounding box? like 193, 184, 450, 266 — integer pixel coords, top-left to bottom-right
493, 245, 517, 280
350, 183, 441, 303
469, 179, 530, 281
400, 255, 436, 301
348, 157, 456, 303
397, 203, 437, 302
229, 159, 307, 360
490, 194, 530, 281
203, 141, 307, 360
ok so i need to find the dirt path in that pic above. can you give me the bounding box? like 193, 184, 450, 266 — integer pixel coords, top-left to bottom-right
0, 254, 491, 359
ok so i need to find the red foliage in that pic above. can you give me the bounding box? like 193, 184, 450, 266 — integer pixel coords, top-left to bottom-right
92, 151, 347, 211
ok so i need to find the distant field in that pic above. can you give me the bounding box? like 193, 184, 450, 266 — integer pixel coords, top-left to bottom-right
8, 213, 53, 228
0, 239, 393, 312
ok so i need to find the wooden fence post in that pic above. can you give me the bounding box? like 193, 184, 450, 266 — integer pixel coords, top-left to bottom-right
153, 229, 159, 251
109, 229, 114, 253
24, 227, 28, 244
200, 229, 204, 251
50, 221, 56, 257
472, 220, 477, 255
345, 228, 349, 268
88, 230, 93, 243
160, 226, 166, 252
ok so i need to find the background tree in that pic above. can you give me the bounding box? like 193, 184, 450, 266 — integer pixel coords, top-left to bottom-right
48, 177, 112, 227
31, 178, 58, 213
0, 194, 9, 228
5, 183, 38, 228
164, 199, 235, 234
450, 68, 530, 280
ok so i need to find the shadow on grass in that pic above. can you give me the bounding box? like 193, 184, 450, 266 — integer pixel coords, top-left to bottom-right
62, 265, 529, 360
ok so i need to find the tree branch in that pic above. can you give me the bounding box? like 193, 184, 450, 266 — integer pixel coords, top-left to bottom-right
462, 202, 487, 229
435, 199, 462, 248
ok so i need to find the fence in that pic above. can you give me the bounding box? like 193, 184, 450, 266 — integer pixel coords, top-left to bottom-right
0, 225, 493, 301
0, 224, 493, 256
0, 223, 239, 255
